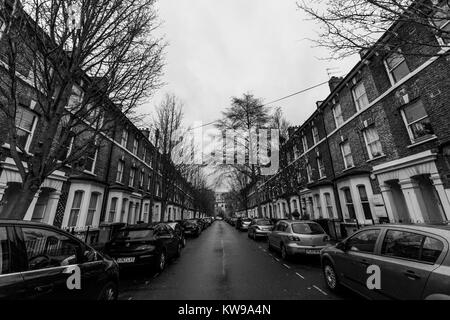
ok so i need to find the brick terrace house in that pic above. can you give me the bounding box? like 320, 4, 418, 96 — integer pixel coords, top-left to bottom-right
246, 1, 450, 234
0, 14, 197, 229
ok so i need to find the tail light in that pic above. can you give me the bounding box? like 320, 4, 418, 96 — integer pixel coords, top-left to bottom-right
288, 235, 301, 242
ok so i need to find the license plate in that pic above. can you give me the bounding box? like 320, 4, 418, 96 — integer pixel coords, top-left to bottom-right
117, 257, 135, 263
306, 250, 320, 255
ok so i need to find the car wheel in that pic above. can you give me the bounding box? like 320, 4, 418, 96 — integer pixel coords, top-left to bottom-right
323, 261, 340, 292
97, 281, 118, 301
156, 251, 166, 272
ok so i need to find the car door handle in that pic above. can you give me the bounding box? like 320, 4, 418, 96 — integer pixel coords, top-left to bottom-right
404, 270, 421, 280
359, 259, 371, 267
35, 284, 54, 293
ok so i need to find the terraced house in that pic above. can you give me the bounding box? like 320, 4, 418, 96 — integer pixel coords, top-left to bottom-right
246, 2, 450, 235
0, 14, 197, 230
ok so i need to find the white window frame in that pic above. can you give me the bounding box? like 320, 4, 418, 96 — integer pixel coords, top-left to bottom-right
431, 2, 450, 46
363, 126, 384, 159
312, 126, 320, 145
86, 193, 99, 227
84, 147, 98, 174
68, 190, 84, 227
121, 129, 128, 147
400, 100, 435, 144
109, 197, 118, 222
306, 161, 313, 183
147, 174, 152, 191
352, 81, 369, 110
139, 169, 145, 188
302, 135, 308, 152
384, 51, 410, 85
317, 157, 326, 179
332, 104, 344, 128
15, 105, 38, 153
340, 141, 354, 169
133, 137, 139, 155
116, 160, 124, 183
129, 167, 136, 187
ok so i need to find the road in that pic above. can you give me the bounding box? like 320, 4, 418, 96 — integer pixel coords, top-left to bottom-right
119, 221, 358, 300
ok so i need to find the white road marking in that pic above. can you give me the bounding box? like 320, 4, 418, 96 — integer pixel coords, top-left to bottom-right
283, 263, 291, 269
295, 272, 305, 279
222, 239, 226, 276
153, 273, 160, 279
128, 297, 133, 300
274, 258, 280, 262
313, 285, 328, 296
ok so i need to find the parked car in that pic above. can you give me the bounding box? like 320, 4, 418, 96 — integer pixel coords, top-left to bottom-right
321, 224, 450, 300
268, 220, 331, 260
0, 220, 119, 300
230, 217, 238, 226
236, 218, 252, 231
248, 219, 274, 239
167, 222, 186, 248
180, 219, 202, 237
105, 223, 182, 273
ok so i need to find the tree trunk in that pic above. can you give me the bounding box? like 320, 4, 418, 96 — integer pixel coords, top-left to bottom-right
1, 185, 38, 220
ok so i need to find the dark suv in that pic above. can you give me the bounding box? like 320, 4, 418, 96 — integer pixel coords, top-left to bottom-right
0, 220, 119, 300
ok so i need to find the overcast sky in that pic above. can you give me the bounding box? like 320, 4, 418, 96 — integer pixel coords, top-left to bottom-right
140, 0, 360, 131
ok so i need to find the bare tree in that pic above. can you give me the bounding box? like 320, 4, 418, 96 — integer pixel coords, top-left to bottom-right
271, 107, 290, 143
0, 0, 165, 219
297, 0, 450, 59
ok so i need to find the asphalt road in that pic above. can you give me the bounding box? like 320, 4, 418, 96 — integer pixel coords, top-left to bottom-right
119, 221, 358, 300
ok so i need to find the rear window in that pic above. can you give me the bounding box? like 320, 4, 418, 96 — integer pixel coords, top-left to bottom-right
115, 229, 154, 240
256, 220, 272, 226
292, 223, 324, 235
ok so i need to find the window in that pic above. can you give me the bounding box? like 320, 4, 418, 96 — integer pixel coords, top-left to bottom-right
332, 104, 344, 128
132, 137, 139, 155
116, 160, 124, 183
317, 157, 326, 179
302, 135, 308, 152
342, 188, 356, 220
358, 185, 373, 220
67, 85, 84, 111
433, 2, 450, 45
143, 203, 150, 222
314, 194, 322, 218
68, 191, 84, 227
382, 230, 423, 261
84, 147, 98, 173
139, 169, 145, 188
324, 193, 334, 218
422, 237, 444, 264
121, 129, 128, 147
121, 199, 128, 222
346, 229, 381, 253
86, 193, 99, 227
147, 174, 152, 191
306, 162, 313, 183
385, 51, 410, 84
312, 126, 320, 144
109, 197, 118, 222
143, 148, 147, 162
0, 227, 10, 275
363, 126, 383, 159
15, 105, 37, 151
340, 141, 354, 169
22, 228, 81, 270
129, 168, 136, 187
293, 145, 300, 159
352, 81, 369, 110
382, 230, 444, 264
401, 100, 435, 143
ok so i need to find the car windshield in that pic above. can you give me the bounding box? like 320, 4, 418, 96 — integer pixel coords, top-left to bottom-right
256, 220, 272, 226
115, 229, 154, 240
292, 223, 324, 235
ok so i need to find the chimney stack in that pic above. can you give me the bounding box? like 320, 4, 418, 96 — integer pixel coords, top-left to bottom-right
328, 76, 344, 92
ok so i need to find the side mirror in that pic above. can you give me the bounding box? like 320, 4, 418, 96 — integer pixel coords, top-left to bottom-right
336, 242, 347, 251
